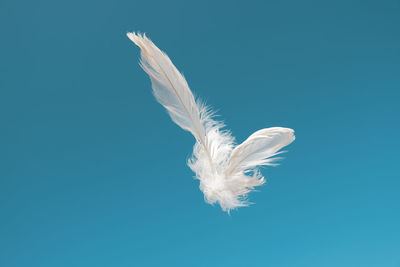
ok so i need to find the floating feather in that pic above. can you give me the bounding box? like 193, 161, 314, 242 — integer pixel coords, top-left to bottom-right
127, 32, 295, 212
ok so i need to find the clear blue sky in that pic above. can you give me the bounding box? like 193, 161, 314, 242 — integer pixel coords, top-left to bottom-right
1, 0, 399, 266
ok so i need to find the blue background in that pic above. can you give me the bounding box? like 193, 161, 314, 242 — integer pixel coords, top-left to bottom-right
1, 0, 399, 266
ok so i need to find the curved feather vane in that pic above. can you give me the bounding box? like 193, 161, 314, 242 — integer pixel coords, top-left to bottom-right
225, 128, 295, 201
227, 127, 295, 175
127, 32, 295, 212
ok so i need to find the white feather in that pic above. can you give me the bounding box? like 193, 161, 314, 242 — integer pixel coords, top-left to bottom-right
127, 32, 295, 212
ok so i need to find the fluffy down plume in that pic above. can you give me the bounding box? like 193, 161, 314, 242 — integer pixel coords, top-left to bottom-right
127, 32, 295, 212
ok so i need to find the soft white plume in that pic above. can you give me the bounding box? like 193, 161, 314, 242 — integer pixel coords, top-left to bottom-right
127, 32, 295, 212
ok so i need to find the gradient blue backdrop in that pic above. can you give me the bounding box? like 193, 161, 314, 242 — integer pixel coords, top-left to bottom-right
1, 0, 399, 266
